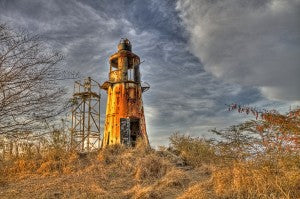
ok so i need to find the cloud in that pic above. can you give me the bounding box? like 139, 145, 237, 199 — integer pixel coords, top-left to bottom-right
176, 0, 300, 101
1, 0, 289, 146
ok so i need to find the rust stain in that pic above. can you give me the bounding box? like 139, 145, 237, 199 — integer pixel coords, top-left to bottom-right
101, 39, 149, 147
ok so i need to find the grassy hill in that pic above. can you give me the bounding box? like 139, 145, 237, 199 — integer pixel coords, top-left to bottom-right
0, 134, 299, 199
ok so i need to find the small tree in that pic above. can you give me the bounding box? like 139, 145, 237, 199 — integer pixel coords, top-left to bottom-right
210, 122, 260, 161
227, 104, 299, 154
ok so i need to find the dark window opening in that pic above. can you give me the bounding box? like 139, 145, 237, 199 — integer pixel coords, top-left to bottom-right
110, 58, 118, 70
130, 119, 140, 147
134, 65, 141, 83
120, 118, 141, 147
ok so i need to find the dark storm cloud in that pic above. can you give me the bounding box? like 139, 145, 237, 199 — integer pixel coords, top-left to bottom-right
0, 0, 291, 146
176, 0, 300, 101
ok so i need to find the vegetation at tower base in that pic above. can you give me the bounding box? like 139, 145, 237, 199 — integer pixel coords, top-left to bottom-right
0, 107, 299, 198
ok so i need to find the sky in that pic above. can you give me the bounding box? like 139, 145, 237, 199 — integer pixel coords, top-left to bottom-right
0, 0, 299, 146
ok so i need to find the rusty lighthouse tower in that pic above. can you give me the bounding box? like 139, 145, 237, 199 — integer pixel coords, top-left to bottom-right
101, 39, 149, 147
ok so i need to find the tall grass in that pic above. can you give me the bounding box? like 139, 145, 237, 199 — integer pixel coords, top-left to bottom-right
170, 131, 300, 199
0, 129, 299, 198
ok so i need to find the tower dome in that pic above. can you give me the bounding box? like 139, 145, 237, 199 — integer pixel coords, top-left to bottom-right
117, 38, 132, 52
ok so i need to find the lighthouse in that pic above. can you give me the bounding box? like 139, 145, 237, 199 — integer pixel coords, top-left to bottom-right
101, 39, 149, 147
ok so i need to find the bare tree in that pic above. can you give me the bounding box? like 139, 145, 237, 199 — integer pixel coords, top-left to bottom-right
0, 24, 72, 137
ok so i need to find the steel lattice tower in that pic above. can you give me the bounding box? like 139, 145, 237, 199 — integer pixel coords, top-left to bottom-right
70, 77, 101, 151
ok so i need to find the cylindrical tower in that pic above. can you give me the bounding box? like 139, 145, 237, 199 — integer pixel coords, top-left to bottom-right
101, 38, 149, 147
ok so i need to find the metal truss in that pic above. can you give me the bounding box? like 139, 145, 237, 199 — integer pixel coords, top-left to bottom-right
70, 77, 101, 151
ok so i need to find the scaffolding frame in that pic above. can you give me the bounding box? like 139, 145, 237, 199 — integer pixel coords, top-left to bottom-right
70, 77, 101, 151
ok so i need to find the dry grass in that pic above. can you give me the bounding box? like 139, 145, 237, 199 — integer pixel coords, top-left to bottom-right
212, 156, 300, 199
0, 136, 299, 199
0, 142, 204, 199
178, 182, 214, 199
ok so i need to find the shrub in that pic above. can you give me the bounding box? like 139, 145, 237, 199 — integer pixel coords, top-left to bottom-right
169, 133, 216, 167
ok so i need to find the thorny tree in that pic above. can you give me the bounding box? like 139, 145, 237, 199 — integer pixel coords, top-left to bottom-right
210, 122, 260, 161
0, 24, 72, 138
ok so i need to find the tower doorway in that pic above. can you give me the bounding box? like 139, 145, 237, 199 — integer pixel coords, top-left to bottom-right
120, 118, 141, 147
